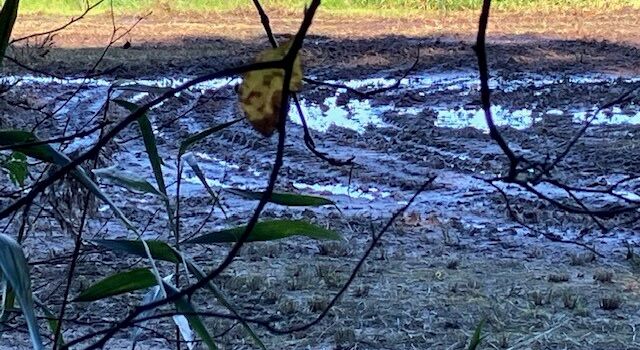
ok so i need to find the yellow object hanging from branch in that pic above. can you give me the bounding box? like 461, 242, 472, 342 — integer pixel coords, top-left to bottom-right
239, 39, 303, 137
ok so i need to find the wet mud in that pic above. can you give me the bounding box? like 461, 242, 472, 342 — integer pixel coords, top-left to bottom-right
2, 27, 640, 350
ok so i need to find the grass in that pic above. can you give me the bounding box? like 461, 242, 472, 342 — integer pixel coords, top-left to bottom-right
13, 0, 640, 16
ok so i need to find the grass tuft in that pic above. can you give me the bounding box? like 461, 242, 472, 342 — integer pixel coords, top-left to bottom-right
600, 296, 622, 311
593, 269, 614, 283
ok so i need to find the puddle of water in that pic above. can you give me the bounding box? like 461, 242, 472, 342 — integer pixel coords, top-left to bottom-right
290, 96, 397, 133
298, 71, 640, 133
293, 182, 391, 201
435, 106, 536, 131
573, 107, 640, 125
4, 71, 640, 137
3, 74, 239, 91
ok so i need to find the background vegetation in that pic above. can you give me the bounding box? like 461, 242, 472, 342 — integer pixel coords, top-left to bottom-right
15, 0, 640, 15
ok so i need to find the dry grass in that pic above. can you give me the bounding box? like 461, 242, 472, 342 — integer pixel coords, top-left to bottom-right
202, 233, 640, 349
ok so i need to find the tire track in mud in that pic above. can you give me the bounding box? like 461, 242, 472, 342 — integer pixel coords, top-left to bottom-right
3, 70, 640, 250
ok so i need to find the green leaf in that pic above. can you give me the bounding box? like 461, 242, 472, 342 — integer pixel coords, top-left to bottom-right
93, 166, 166, 199
185, 219, 341, 244
163, 281, 218, 350
0, 130, 134, 230
74, 268, 157, 302
0, 234, 44, 350
0, 130, 64, 163
95, 239, 181, 264
113, 100, 167, 195
178, 118, 242, 156
114, 100, 178, 239
225, 188, 334, 206
1, 151, 28, 186
0, 0, 19, 67
468, 319, 485, 350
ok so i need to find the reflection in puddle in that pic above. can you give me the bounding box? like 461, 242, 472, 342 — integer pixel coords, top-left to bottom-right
435, 106, 536, 131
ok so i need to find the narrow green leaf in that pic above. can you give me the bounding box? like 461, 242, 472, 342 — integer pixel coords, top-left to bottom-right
0, 0, 19, 67
178, 118, 242, 156
0, 234, 44, 350
114, 100, 167, 194
225, 188, 334, 207
93, 166, 166, 199
74, 268, 157, 302
468, 319, 485, 350
163, 281, 218, 350
95, 239, 181, 263
185, 219, 341, 244
114, 100, 178, 239
0, 130, 135, 230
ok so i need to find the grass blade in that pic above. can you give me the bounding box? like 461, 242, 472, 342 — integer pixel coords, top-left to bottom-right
93, 166, 166, 199
113, 83, 172, 95
179, 118, 242, 156
113, 100, 178, 240
0, 234, 43, 350
225, 188, 334, 206
468, 319, 485, 350
0, 130, 67, 163
0, 130, 135, 229
0, 0, 19, 67
185, 219, 341, 244
74, 268, 157, 302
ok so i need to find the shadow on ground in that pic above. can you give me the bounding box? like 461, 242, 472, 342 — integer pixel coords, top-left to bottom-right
4, 34, 640, 79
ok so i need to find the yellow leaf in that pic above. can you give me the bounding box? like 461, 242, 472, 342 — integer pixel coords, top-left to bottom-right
239, 39, 303, 137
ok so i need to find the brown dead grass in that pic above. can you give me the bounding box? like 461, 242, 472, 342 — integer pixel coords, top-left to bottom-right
11, 7, 640, 48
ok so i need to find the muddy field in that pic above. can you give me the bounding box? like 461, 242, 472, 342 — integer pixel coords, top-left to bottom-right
2, 8, 640, 350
